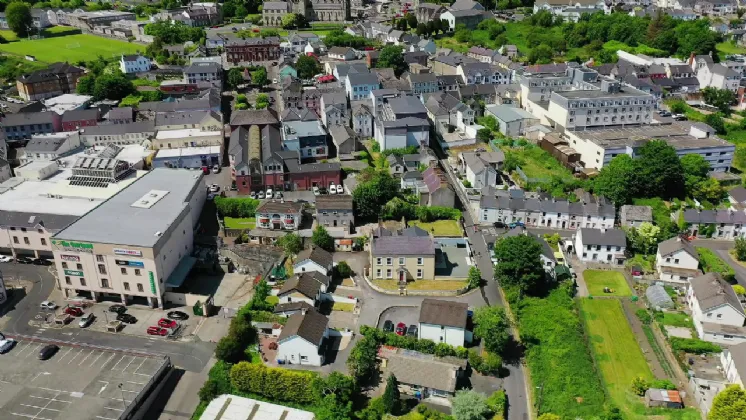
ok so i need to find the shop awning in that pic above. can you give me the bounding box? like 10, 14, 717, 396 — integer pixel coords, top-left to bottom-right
165, 256, 197, 288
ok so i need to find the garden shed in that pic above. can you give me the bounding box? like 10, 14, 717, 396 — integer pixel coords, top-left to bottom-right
646, 284, 674, 310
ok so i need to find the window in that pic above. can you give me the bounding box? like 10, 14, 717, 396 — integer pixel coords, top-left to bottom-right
386, 269, 392, 278
121, 267, 127, 275
666, 258, 671, 263
398, 257, 405, 265
135, 269, 141, 276
300, 356, 308, 361
80, 278, 86, 286
101, 279, 109, 288
137, 284, 144, 292
76, 263, 82, 270
417, 269, 423, 279
376, 257, 382, 266
674, 259, 679, 264
707, 313, 712, 318
386, 258, 392, 266
65, 276, 71, 285
40, 238, 46, 246
717, 314, 723, 319
98, 264, 106, 275
123, 282, 130, 291
62, 262, 68, 269
12, 236, 18, 244
376, 269, 382, 278
96, 255, 104, 262
417, 257, 424, 266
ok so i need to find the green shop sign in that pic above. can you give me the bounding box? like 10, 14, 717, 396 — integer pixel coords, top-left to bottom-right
149, 271, 156, 294
52, 240, 93, 250
64, 270, 84, 276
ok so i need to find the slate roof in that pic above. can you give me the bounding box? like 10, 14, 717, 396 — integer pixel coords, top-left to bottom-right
16, 62, 84, 84
329, 125, 355, 148
371, 235, 436, 256
282, 107, 318, 122
24, 136, 68, 152
730, 186, 746, 203
422, 166, 451, 193
315, 194, 353, 211
579, 228, 627, 247
78, 121, 155, 136
256, 200, 303, 214
657, 237, 698, 259
278, 272, 330, 298
61, 108, 98, 123
385, 351, 463, 392
347, 72, 380, 86
328, 46, 354, 56
278, 308, 328, 345
106, 107, 133, 121
419, 299, 468, 328
0, 211, 78, 231
3, 112, 56, 126
690, 273, 745, 314
620, 205, 653, 222
295, 246, 333, 270
681, 209, 746, 224
273, 301, 313, 314
230, 109, 279, 126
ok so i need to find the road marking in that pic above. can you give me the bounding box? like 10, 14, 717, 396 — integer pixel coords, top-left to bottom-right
131, 358, 146, 375
25, 344, 42, 359
101, 353, 115, 369
121, 356, 136, 373
110, 355, 125, 371
90, 351, 104, 367
96, 416, 118, 420
98, 381, 108, 395
18, 342, 32, 353
19, 404, 60, 412
31, 372, 50, 382
126, 380, 144, 386
11, 412, 52, 420
68, 348, 84, 364
120, 389, 138, 394
78, 350, 94, 366
57, 347, 72, 362
103, 406, 123, 411
29, 396, 71, 404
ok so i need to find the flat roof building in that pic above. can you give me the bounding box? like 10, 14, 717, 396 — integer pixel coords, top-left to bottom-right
51, 168, 206, 308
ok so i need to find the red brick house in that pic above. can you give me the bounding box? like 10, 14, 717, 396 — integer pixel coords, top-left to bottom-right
224, 36, 281, 65
61, 108, 98, 132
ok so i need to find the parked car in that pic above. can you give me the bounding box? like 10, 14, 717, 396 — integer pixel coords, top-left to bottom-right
16, 256, 33, 264
38, 344, 59, 360
79, 313, 95, 328
147, 326, 169, 336
117, 313, 137, 324
275, 191, 283, 199
167, 311, 189, 320
395, 322, 406, 336
266, 188, 274, 199
672, 114, 687, 121
329, 183, 337, 194
40, 301, 57, 310
32, 258, 51, 265
207, 193, 217, 201
212, 165, 220, 174
313, 186, 320, 196
108, 305, 126, 314
209, 184, 220, 193
318, 186, 327, 195
201, 166, 210, 175
158, 318, 177, 329
0, 255, 12, 263
406, 324, 418, 337
257, 191, 265, 199
383, 320, 394, 332
0, 338, 15, 354
64, 307, 84, 317
250, 191, 257, 199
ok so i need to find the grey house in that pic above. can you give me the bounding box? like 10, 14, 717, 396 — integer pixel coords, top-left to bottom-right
315, 194, 354, 233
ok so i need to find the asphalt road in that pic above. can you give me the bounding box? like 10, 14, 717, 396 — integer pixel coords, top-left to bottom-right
0, 263, 214, 373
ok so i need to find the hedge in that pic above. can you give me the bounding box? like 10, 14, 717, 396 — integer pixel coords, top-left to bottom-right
670, 337, 722, 354
215, 196, 261, 218
381, 198, 462, 223
696, 247, 736, 283
230, 361, 317, 404
359, 325, 468, 358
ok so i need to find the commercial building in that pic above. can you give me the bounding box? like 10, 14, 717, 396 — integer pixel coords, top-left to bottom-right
67, 10, 136, 30
77, 121, 156, 147
184, 61, 222, 88
50, 169, 206, 308
201, 395, 315, 420
152, 129, 224, 151
16, 62, 85, 101
3, 112, 61, 141
152, 146, 221, 169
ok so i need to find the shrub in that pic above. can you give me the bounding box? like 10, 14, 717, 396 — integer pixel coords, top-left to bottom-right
670, 337, 721, 354
651, 379, 676, 390
635, 309, 652, 324
215, 336, 245, 363
486, 390, 507, 418
230, 362, 316, 404
697, 247, 736, 283
462, 180, 472, 188
631, 376, 649, 396
215, 196, 261, 218
335, 261, 353, 278
359, 324, 464, 358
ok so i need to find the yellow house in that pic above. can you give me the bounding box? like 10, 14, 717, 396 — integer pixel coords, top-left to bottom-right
369, 227, 436, 282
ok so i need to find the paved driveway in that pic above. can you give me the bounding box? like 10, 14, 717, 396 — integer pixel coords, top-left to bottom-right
377, 306, 419, 330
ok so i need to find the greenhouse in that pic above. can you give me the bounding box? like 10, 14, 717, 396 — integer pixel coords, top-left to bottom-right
646, 284, 674, 310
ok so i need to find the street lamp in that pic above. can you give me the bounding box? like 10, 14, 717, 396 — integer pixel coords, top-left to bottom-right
118, 383, 126, 410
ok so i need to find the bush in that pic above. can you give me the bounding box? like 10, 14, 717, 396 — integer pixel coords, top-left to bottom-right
697, 247, 736, 283
215, 335, 245, 363
335, 261, 353, 278
635, 309, 652, 324
198, 379, 220, 402
631, 376, 649, 396
486, 390, 507, 418
651, 379, 676, 390
670, 337, 721, 354
462, 179, 472, 188
230, 362, 316, 404
215, 196, 261, 218
359, 324, 464, 358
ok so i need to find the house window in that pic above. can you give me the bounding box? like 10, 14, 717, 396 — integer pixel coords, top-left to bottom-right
386, 258, 392, 265
123, 282, 130, 291
98, 265, 106, 275
137, 284, 144, 292
101, 278, 109, 288
717, 314, 722, 319
666, 258, 671, 263
96, 255, 104, 262
65, 276, 71, 285
300, 356, 308, 361
80, 278, 86, 286
62, 262, 68, 269
417, 269, 423, 279
376, 258, 382, 265
77, 263, 82, 270
40, 238, 46, 246
707, 313, 712, 317
399, 257, 405, 265
121, 267, 127, 275
417, 258, 424, 266
386, 269, 392, 278
135, 269, 141, 276
23, 237, 29, 245
376, 269, 382, 278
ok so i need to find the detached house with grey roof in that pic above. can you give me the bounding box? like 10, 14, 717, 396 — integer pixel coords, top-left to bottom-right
656, 237, 700, 282
315, 194, 354, 233
277, 308, 329, 366
620, 204, 653, 228
370, 231, 436, 282
345, 72, 381, 101
687, 273, 746, 345
574, 227, 627, 265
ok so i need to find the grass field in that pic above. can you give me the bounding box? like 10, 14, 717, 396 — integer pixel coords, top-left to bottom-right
373, 279, 467, 291
584, 270, 632, 296
224, 217, 256, 230
408, 220, 462, 237
500, 144, 575, 184
0, 34, 142, 63
717, 41, 746, 55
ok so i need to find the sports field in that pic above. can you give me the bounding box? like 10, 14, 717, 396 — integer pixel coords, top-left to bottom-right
0, 34, 143, 63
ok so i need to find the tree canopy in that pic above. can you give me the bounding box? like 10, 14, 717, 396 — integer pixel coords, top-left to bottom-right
296, 54, 321, 79
312, 225, 334, 252
6, 2, 32, 37
352, 171, 399, 222
377, 45, 407, 76
452, 390, 490, 420
493, 235, 546, 297
710, 385, 746, 420
473, 306, 510, 355
144, 21, 204, 44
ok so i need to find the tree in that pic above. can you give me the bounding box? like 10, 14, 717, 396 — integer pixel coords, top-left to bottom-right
251, 67, 268, 87
256, 93, 269, 109
381, 374, 401, 414
452, 390, 490, 420
467, 266, 481, 289
692, 177, 724, 203
528, 44, 553, 64
215, 335, 244, 363
296, 54, 321, 79
486, 390, 507, 418
702, 87, 736, 115
76, 75, 95, 95
377, 45, 407, 76
736, 238, 746, 262
710, 385, 746, 420
494, 235, 545, 297
593, 154, 637, 205
315, 394, 352, 420
347, 336, 378, 381
635, 140, 684, 200
93, 73, 135, 101
198, 379, 220, 402
476, 128, 492, 143
537, 415, 561, 420
6, 2, 32, 37
352, 171, 399, 221
734, 284, 746, 295
626, 222, 661, 255
631, 376, 649, 396
281, 13, 306, 29
313, 372, 357, 405
705, 113, 727, 135
228, 67, 245, 89
312, 225, 334, 252
681, 154, 711, 195
416, 22, 427, 36
480, 115, 498, 132
473, 306, 510, 355
335, 261, 353, 278
405, 12, 417, 29
277, 233, 303, 256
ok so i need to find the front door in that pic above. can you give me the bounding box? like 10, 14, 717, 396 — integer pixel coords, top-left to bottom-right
399, 270, 405, 282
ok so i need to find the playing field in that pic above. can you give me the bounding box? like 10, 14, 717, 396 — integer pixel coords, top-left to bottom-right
584, 270, 632, 296
0, 34, 143, 63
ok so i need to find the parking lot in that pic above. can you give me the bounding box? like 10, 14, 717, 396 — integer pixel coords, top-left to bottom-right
0, 337, 168, 420
377, 306, 419, 331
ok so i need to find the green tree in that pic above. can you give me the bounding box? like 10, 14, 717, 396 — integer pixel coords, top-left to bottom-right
313, 372, 357, 405
276, 233, 303, 256
537, 415, 561, 420
316, 394, 352, 420
681, 153, 711, 195
452, 390, 490, 420
693, 177, 724, 203
626, 222, 660, 255
736, 238, 746, 262
480, 115, 498, 132
593, 153, 637, 205
474, 306, 510, 355
476, 128, 492, 143
352, 171, 399, 221
198, 379, 220, 403
631, 376, 649, 396
377, 45, 407, 76
635, 140, 684, 200
251, 67, 268, 87
416, 23, 426, 36
6, 2, 32, 37
381, 374, 401, 414
710, 385, 746, 420
405, 12, 417, 29
705, 113, 727, 135
494, 235, 545, 297
215, 335, 244, 363
486, 390, 507, 418
528, 44, 554, 64
93, 73, 135, 101
312, 225, 334, 252
734, 284, 746, 295
356, 397, 386, 420
256, 93, 269, 109
347, 336, 378, 382
76, 75, 95, 95
296, 54, 321, 79
467, 266, 481, 289
702, 87, 736, 115
335, 261, 353, 278
228, 67, 245, 89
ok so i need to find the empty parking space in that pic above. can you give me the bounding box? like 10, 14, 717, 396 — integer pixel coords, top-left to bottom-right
0, 338, 169, 420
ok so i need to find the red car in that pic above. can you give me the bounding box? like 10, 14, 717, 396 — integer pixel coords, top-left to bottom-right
147, 326, 169, 336
395, 322, 406, 336
64, 307, 84, 317
157, 318, 177, 329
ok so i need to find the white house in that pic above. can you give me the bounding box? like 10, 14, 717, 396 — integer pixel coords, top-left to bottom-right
345, 73, 381, 101
277, 308, 329, 366
484, 104, 539, 137
418, 299, 472, 347
459, 151, 504, 190
352, 102, 373, 138
119, 54, 151, 74
721, 343, 746, 387
328, 46, 356, 61
655, 237, 700, 282
687, 273, 746, 345
574, 227, 627, 265
276, 272, 331, 306
293, 246, 333, 276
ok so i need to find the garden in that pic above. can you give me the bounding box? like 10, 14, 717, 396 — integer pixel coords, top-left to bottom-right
0, 34, 143, 63
583, 270, 633, 297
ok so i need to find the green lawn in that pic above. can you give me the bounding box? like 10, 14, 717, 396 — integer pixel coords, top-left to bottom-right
332, 302, 355, 312
0, 34, 142, 63
500, 144, 575, 184
373, 279, 467, 291
408, 220, 462, 237
655, 311, 693, 329
224, 217, 256, 230
583, 270, 632, 297
717, 41, 746, 55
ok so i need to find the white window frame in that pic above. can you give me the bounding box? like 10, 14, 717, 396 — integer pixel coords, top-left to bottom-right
398, 257, 405, 265
417, 257, 424, 266
417, 269, 423, 279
